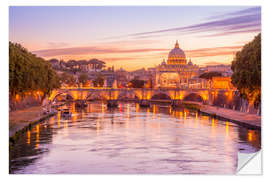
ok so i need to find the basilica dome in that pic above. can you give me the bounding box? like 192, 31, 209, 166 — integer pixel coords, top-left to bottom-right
167, 40, 187, 65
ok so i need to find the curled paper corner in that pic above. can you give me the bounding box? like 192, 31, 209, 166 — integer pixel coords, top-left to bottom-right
237, 150, 262, 175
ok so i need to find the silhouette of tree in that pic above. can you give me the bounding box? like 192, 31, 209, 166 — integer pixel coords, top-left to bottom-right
231, 33, 261, 107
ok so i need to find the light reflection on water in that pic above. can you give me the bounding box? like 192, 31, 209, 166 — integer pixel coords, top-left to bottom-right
10, 102, 261, 174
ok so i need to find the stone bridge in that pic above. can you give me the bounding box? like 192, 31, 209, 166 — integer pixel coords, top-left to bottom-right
48, 87, 236, 105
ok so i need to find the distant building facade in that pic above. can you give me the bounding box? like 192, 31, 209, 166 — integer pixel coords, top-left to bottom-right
155, 41, 199, 88
200, 64, 233, 77
211, 77, 235, 89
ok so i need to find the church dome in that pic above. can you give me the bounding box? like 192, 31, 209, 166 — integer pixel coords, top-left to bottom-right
167, 40, 187, 65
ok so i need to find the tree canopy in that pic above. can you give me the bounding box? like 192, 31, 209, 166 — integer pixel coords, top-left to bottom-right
128, 79, 145, 88
93, 73, 105, 87
9, 42, 60, 98
78, 73, 89, 86
231, 33, 261, 107
60, 72, 77, 87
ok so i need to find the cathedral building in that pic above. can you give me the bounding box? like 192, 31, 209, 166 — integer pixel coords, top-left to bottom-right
155, 40, 199, 88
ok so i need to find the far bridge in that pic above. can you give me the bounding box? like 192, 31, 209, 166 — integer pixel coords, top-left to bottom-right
48, 87, 237, 105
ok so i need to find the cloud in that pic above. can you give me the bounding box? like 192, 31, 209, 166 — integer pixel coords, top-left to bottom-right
185, 45, 242, 58
201, 28, 261, 38
225, 7, 260, 17
203, 61, 231, 66
33, 43, 244, 60
102, 57, 141, 62
207, 7, 260, 20
32, 46, 169, 57
109, 7, 261, 39
47, 42, 69, 48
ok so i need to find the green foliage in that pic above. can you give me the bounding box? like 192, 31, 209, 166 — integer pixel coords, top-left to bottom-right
199, 71, 222, 80
93, 73, 105, 87
128, 79, 145, 88
88, 59, 106, 70
60, 72, 77, 86
231, 33, 261, 106
78, 73, 89, 86
9, 42, 60, 98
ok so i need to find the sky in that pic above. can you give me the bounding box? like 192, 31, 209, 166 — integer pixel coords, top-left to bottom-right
9, 6, 261, 71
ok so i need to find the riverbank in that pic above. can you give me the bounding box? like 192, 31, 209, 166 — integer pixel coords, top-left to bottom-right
199, 104, 261, 130
9, 106, 56, 138
134, 99, 261, 130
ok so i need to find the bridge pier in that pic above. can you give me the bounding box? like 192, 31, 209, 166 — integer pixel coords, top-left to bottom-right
139, 99, 150, 107
75, 100, 87, 108
107, 99, 118, 108
208, 90, 214, 105
171, 99, 181, 108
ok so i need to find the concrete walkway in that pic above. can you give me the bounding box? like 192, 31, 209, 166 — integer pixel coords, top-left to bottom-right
200, 105, 261, 130
9, 106, 55, 137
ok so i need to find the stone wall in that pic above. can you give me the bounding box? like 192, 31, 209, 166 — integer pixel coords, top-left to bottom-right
9, 93, 44, 111
212, 91, 260, 115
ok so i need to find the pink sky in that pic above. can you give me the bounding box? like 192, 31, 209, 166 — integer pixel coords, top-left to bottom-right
9, 6, 261, 70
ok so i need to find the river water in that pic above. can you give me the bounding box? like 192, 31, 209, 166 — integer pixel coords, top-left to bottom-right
9, 102, 261, 174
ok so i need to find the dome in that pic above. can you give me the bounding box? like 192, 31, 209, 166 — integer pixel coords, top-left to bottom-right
161, 59, 166, 66
167, 40, 187, 65
188, 58, 193, 65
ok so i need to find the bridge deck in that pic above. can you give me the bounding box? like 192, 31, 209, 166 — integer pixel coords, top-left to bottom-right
200, 105, 261, 130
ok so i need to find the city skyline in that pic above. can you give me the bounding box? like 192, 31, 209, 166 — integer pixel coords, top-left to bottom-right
9, 6, 261, 70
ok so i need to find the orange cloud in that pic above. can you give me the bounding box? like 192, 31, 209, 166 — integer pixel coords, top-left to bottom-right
185, 45, 243, 58
32, 46, 168, 57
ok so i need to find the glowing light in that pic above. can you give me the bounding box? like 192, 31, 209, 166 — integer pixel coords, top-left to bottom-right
35, 125, 39, 149
136, 103, 139, 112
113, 91, 119, 100
72, 114, 77, 123
57, 111, 61, 128
49, 116, 55, 125
15, 94, 20, 102
225, 121, 229, 137
153, 104, 158, 114
146, 91, 152, 100
211, 118, 216, 137
248, 130, 253, 141
27, 130, 31, 145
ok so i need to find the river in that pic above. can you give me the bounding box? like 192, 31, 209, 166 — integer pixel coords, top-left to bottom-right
9, 102, 261, 174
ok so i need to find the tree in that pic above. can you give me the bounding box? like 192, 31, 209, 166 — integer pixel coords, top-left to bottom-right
78, 73, 89, 86
60, 72, 77, 87
231, 33, 261, 107
128, 79, 145, 88
93, 73, 105, 87
88, 59, 106, 71
199, 71, 222, 80
9, 42, 60, 100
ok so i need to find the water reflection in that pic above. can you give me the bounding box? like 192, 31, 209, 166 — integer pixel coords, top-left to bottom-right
10, 102, 261, 174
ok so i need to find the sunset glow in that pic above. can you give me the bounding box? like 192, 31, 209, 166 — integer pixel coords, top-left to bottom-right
9, 6, 261, 70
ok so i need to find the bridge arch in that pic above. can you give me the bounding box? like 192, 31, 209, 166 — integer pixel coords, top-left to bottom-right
183, 92, 204, 102
117, 90, 136, 100
183, 90, 210, 103
150, 90, 173, 100
151, 93, 171, 100
50, 91, 75, 103
85, 91, 109, 100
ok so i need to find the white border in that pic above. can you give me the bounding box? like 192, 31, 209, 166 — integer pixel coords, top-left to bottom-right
2, 0, 270, 179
